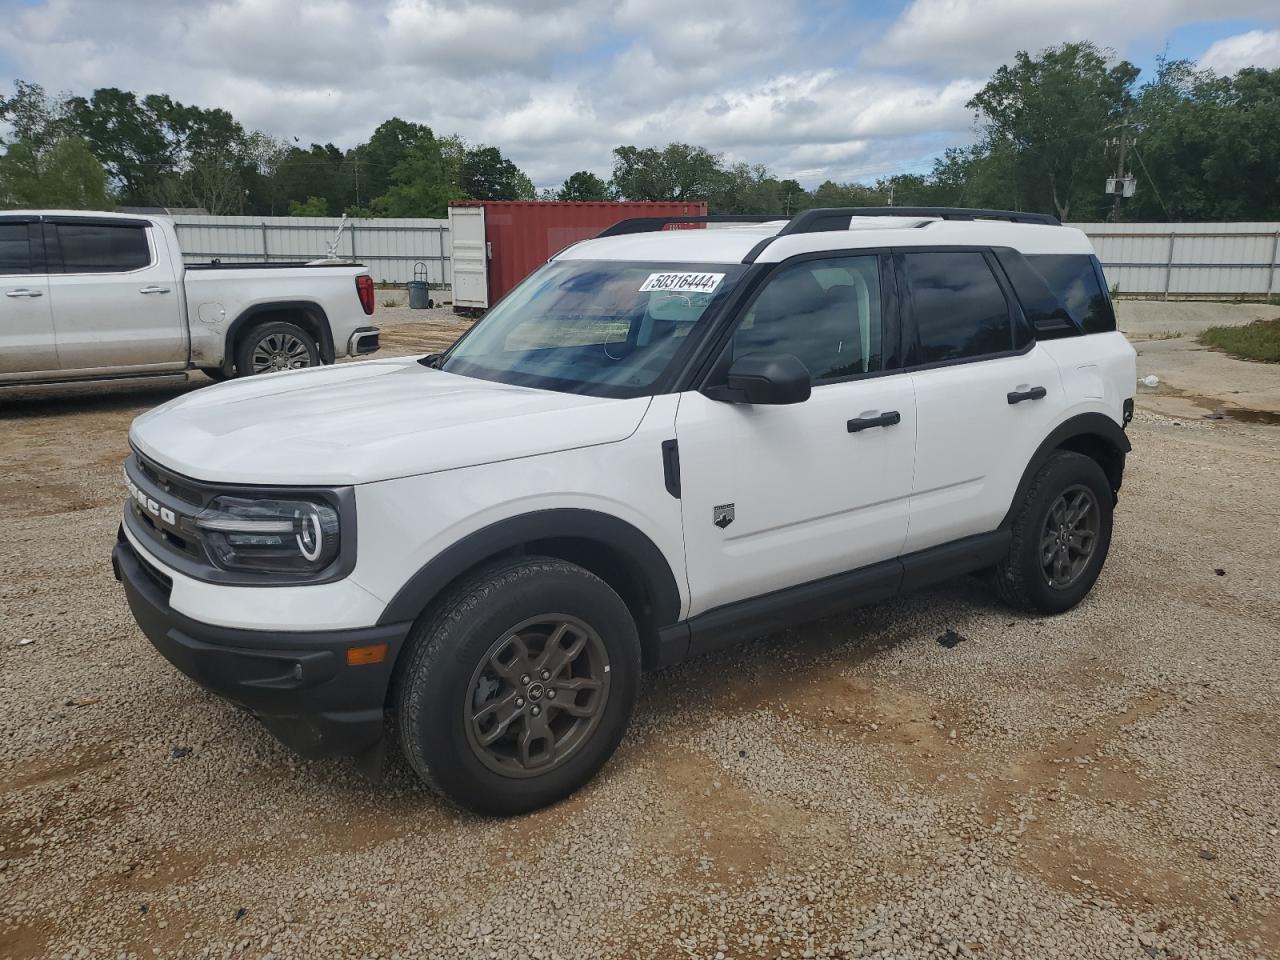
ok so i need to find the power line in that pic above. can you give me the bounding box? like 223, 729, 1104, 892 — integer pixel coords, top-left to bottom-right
1130, 144, 1172, 219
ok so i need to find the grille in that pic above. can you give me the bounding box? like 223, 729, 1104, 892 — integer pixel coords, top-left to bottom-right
136, 455, 204, 506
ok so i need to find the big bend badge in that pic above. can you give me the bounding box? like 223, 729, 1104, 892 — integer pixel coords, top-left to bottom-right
713, 503, 735, 529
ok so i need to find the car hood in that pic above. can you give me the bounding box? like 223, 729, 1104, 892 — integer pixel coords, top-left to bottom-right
129, 358, 652, 485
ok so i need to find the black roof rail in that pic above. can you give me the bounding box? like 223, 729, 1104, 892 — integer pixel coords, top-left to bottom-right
596, 215, 786, 238
775, 206, 1061, 236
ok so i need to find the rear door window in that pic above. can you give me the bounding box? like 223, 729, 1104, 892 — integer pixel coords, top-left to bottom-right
903, 251, 1015, 364
55, 223, 151, 273
1026, 254, 1116, 333
0, 223, 33, 275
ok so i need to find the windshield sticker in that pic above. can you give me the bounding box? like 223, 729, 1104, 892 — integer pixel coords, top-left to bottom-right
639, 272, 724, 294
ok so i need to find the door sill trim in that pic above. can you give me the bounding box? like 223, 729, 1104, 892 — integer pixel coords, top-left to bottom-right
655, 530, 1009, 666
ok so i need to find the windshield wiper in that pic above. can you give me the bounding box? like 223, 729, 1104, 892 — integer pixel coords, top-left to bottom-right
419, 352, 445, 369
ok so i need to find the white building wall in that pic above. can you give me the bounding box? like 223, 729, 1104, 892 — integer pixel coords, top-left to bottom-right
168, 215, 451, 286
1072, 222, 1280, 299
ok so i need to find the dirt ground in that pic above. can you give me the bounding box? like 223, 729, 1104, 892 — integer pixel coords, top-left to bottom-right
1, 304, 1278, 960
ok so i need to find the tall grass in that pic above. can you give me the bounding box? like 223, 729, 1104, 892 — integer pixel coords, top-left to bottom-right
1199, 319, 1280, 363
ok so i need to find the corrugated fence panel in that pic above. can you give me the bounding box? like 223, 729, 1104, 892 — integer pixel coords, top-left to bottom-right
165, 216, 1280, 299
168, 215, 451, 286
1074, 221, 1280, 298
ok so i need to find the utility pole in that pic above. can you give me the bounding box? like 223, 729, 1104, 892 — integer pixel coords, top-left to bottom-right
1112, 120, 1129, 222
1116, 120, 1126, 221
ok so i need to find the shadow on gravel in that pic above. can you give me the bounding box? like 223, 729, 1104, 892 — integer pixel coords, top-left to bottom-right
0, 381, 203, 419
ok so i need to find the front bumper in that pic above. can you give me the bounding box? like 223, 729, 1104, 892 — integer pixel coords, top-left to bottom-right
113, 531, 411, 759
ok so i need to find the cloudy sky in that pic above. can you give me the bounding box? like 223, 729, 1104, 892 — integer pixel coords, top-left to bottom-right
2, 0, 1279, 189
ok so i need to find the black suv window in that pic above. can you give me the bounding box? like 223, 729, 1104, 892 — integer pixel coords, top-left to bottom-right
1026, 254, 1116, 333
904, 251, 1014, 363
56, 223, 151, 273
731, 255, 883, 381
0, 223, 33, 275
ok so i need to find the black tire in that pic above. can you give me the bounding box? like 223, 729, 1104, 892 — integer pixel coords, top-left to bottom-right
234, 321, 319, 377
200, 366, 231, 382
993, 450, 1114, 614
395, 556, 640, 816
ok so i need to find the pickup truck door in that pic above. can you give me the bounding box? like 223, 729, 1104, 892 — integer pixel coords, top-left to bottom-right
0, 218, 57, 379
45, 217, 187, 372
675, 253, 916, 620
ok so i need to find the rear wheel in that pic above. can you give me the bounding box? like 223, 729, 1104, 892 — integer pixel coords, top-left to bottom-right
993, 450, 1114, 614
235, 321, 319, 377
395, 557, 640, 816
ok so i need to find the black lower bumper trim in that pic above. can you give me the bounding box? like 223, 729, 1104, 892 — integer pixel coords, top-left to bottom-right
114, 532, 410, 759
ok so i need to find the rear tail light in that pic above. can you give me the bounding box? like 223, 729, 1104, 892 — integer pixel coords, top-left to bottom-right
356, 275, 375, 315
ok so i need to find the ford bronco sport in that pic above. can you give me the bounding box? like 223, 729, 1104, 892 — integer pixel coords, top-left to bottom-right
113, 207, 1136, 815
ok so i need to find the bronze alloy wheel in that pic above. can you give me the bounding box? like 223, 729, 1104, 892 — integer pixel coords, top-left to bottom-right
1041, 483, 1100, 589
464, 615, 611, 778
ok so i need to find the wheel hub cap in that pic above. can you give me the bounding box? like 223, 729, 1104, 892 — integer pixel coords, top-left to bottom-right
464, 616, 610, 778
250, 333, 312, 374
1040, 484, 1099, 590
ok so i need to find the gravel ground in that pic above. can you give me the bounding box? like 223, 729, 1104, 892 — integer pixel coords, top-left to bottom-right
1, 308, 1278, 960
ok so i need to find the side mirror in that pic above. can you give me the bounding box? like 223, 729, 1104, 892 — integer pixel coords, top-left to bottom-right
705, 352, 812, 405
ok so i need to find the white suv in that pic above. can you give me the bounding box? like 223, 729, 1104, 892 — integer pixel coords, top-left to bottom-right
114, 207, 1136, 815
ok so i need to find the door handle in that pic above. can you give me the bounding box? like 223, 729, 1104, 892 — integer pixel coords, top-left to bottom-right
139, 285, 171, 295
847, 410, 901, 433
4, 288, 43, 298
1007, 386, 1047, 404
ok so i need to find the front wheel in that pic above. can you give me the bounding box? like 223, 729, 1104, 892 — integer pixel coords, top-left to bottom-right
395, 557, 640, 816
993, 450, 1114, 614
235, 321, 319, 377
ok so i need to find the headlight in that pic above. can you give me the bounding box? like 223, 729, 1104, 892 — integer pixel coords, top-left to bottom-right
194, 496, 341, 575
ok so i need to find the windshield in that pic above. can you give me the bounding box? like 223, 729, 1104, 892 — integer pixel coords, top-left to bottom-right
440, 260, 749, 397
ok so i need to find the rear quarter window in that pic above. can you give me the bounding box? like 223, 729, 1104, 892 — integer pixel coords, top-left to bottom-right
1026, 254, 1115, 334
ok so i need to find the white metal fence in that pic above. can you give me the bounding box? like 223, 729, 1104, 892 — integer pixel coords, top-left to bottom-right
1072, 221, 1280, 299
169, 215, 451, 287
167, 215, 1280, 300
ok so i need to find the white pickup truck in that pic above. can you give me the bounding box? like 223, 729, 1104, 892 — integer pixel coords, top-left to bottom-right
0, 210, 380, 387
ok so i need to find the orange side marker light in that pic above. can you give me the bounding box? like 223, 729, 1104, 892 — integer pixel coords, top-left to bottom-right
346, 642, 389, 667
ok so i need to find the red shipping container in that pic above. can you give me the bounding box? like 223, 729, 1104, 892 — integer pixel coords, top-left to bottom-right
448, 200, 709, 309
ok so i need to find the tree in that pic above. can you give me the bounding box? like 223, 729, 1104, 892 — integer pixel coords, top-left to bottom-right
968, 42, 1138, 220
288, 195, 330, 216
1, 81, 109, 209
610, 143, 724, 201
557, 170, 610, 201
375, 132, 461, 217
0, 80, 69, 152
808, 180, 882, 207
0, 135, 110, 209
459, 145, 534, 200
1129, 61, 1280, 220
355, 118, 435, 207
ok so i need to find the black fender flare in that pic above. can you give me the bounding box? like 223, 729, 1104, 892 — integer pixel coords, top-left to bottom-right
375, 508, 683, 633
222, 300, 335, 373
1000, 412, 1131, 528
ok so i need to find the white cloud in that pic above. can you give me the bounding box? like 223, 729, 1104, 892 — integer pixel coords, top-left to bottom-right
1200, 29, 1280, 74
0, 0, 1276, 189
869, 0, 1280, 75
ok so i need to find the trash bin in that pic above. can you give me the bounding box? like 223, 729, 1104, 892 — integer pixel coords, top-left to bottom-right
408, 261, 434, 309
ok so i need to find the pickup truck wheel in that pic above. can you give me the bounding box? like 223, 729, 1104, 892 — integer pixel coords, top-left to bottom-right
994, 450, 1113, 614
395, 557, 640, 816
236, 321, 319, 376
200, 366, 230, 382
